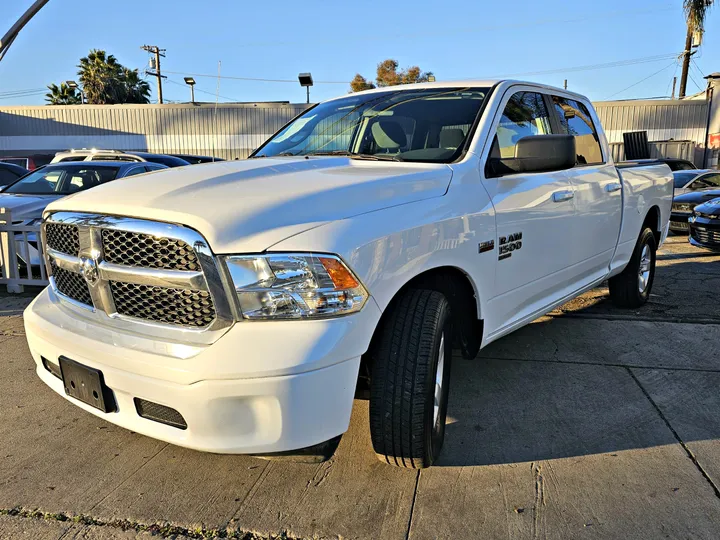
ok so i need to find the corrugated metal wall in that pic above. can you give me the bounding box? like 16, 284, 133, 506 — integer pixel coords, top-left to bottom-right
594, 99, 709, 145
0, 98, 712, 164
0, 102, 312, 160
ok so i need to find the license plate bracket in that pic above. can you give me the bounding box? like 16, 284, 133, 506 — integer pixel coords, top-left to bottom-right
59, 356, 116, 413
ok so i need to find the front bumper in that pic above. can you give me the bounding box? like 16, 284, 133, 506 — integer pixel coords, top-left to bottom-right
689, 216, 720, 253
25, 288, 382, 454
669, 212, 692, 233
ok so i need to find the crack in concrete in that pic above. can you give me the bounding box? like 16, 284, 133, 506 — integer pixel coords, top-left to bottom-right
626, 368, 720, 501
531, 462, 545, 540
404, 469, 421, 540
0, 507, 294, 539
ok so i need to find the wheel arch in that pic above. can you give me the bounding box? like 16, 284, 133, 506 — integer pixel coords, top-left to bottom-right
359, 266, 483, 395
643, 205, 661, 245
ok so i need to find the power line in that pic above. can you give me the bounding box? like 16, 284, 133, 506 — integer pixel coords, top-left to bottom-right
691, 59, 706, 78
164, 52, 685, 89
163, 70, 346, 84
603, 61, 677, 100
480, 53, 681, 79
165, 78, 241, 102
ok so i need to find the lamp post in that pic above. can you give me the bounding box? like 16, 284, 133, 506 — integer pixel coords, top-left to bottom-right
65, 80, 84, 104
298, 72, 313, 104
184, 77, 196, 103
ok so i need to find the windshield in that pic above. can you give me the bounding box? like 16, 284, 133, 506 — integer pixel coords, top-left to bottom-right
253, 87, 490, 163
4, 166, 119, 195
673, 171, 698, 188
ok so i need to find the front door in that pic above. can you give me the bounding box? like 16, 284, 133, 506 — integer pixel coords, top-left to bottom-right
481, 89, 577, 336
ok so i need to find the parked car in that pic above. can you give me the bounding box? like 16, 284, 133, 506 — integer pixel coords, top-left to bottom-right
51, 149, 190, 168
689, 197, 720, 251
672, 169, 719, 196
657, 158, 697, 171
0, 162, 29, 190
0, 157, 39, 171
1, 161, 167, 266
669, 188, 720, 233
169, 154, 224, 164
26, 80, 672, 468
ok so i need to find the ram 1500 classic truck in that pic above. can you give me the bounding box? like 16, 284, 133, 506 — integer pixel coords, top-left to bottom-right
25, 81, 673, 468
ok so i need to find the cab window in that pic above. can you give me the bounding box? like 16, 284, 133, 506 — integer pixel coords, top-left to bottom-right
491, 92, 552, 159
551, 97, 603, 165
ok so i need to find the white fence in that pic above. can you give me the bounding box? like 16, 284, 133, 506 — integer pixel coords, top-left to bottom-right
0, 208, 49, 293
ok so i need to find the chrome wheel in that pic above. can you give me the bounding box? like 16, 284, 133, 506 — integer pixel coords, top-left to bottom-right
638, 244, 651, 294
433, 333, 445, 428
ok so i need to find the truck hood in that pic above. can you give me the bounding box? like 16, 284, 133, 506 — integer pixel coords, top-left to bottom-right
0, 194, 60, 222
46, 157, 453, 253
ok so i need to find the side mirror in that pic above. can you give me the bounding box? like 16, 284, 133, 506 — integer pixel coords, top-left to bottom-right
487, 134, 576, 177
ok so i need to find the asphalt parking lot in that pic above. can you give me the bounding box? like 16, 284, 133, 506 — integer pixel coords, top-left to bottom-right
1, 234, 719, 540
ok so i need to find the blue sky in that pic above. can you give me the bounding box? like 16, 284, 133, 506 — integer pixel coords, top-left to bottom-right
0, 0, 717, 106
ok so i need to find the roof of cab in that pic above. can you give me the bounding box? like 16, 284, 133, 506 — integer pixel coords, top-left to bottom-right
324, 79, 590, 103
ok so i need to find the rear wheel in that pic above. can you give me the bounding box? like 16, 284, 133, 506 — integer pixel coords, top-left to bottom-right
609, 227, 657, 308
369, 289, 452, 468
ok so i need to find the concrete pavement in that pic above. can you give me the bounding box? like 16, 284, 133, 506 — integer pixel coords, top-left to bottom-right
1, 235, 719, 539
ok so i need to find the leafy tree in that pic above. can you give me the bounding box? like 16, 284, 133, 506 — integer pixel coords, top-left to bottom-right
350, 74, 376, 92
45, 49, 152, 105
45, 82, 81, 105
350, 59, 433, 92
117, 67, 151, 104
77, 49, 123, 104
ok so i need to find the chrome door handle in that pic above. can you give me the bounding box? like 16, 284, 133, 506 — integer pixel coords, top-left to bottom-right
552, 190, 574, 203
605, 182, 622, 193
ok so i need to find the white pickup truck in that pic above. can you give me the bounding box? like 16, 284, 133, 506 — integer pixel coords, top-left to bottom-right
25, 80, 672, 468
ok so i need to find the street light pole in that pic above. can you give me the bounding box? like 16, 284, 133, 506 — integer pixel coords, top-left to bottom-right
184, 77, 196, 103
0, 0, 52, 62
298, 73, 313, 105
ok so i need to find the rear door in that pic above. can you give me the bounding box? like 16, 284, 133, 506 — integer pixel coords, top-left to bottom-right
481, 88, 576, 335
549, 95, 622, 285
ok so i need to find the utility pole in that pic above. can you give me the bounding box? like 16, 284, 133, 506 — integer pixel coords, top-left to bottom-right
141, 45, 166, 104
671, 76, 677, 99
563, 79, 567, 90
679, 27, 694, 99
0, 0, 51, 62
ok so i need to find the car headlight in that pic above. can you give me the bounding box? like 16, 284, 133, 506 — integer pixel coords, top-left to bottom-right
223, 253, 368, 320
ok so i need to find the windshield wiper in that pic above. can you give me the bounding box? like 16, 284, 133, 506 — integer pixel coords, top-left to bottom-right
305, 150, 403, 162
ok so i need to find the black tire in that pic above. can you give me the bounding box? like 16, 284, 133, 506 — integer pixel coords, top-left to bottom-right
609, 227, 657, 308
369, 289, 452, 468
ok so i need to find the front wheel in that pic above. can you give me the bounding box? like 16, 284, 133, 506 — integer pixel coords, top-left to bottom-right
369, 289, 452, 468
609, 227, 657, 308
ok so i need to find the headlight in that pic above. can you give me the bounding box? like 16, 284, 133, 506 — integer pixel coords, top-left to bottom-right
223, 253, 368, 320
672, 203, 694, 212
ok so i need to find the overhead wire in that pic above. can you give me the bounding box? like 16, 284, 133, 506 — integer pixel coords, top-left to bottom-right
603, 61, 678, 100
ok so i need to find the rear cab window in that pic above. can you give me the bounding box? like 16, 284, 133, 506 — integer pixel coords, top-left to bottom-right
551, 96, 604, 165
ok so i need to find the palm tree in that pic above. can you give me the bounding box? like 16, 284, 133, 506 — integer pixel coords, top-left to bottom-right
77, 49, 122, 103
45, 82, 81, 105
118, 67, 151, 104
680, 0, 714, 97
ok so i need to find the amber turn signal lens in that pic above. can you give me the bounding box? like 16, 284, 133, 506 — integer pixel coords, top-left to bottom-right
319, 257, 359, 289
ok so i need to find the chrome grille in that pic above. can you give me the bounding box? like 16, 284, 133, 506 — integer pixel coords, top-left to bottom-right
51, 262, 92, 306
42, 212, 233, 341
45, 223, 80, 256
110, 281, 216, 327
102, 229, 200, 271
